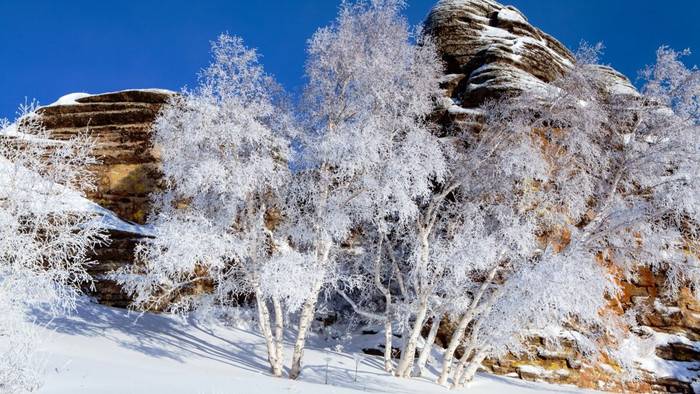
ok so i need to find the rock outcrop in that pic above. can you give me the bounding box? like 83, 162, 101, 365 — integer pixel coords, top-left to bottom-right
39, 89, 173, 307
33, 1, 697, 391
425, 1, 698, 392
38, 90, 172, 224
426, 0, 574, 107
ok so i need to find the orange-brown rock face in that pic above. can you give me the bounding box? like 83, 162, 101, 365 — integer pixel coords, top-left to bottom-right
38, 90, 172, 224
38, 90, 173, 306
425, 1, 699, 392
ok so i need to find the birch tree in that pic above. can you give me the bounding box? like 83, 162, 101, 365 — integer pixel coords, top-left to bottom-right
0, 104, 105, 393
114, 34, 296, 377
438, 44, 700, 387
285, 0, 445, 378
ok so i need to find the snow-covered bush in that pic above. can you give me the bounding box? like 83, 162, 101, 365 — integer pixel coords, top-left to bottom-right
0, 104, 105, 392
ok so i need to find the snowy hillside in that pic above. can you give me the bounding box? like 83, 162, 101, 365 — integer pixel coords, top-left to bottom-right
29, 301, 600, 394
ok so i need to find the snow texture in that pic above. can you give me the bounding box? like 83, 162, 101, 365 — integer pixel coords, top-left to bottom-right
14, 300, 603, 394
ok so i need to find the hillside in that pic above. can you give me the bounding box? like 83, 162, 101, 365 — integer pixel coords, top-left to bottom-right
33, 300, 601, 394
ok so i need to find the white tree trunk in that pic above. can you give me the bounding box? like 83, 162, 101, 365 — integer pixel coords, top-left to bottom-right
383, 318, 394, 372
437, 264, 499, 386
451, 351, 469, 387
395, 297, 429, 377
289, 279, 322, 380
289, 240, 329, 380
416, 315, 441, 377
255, 289, 282, 377
457, 350, 487, 388
272, 297, 284, 374
451, 341, 475, 388
436, 312, 470, 385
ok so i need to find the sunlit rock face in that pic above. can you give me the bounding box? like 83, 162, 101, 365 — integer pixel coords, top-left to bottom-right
38, 90, 173, 307
425, 1, 698, 393
37, 90, 172, 224
425, 0, 575, 107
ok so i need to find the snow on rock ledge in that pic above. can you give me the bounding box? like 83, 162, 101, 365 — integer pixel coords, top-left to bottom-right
426, 0, 576, 107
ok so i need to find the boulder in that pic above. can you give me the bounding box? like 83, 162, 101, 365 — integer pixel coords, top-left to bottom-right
38, 89, 173, 224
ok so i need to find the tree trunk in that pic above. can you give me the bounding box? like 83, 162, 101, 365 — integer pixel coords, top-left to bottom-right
272, 296, 284, 374
255, 290, 282, 377
372, 237, 394, 373
451, 351, 469, 387
451, 343, 475, 388
437, 264, 499, 386
289, 239, 330, 380
436, 312, 470, 385
395, 297, 429, 377
383, 318, 394, 372
457, 350, 487, 388
289, 281, 321, 380
416, 315, 441, 377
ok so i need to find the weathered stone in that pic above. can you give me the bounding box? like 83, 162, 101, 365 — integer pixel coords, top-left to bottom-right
38, 90, 172, 224
425, 0, 575, 107
656, 342, 700, 362
38, 90, 172, 305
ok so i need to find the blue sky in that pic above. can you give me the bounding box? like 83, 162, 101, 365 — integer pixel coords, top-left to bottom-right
0, 0, 698, 120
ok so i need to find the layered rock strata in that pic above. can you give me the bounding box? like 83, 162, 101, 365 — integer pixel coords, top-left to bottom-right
39, 89, 173, 306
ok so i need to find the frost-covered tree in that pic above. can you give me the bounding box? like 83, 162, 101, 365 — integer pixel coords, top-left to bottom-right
114, 34, 295, 377
285, 0, 445, 378
437, 45, 700, 388
0, 104, 104, 393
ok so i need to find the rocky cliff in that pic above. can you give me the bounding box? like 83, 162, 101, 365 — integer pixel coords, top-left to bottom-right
426, 1, 698, 392
39, 89, 173, 307
38, 90, 171, 224
35, 1, 698, 391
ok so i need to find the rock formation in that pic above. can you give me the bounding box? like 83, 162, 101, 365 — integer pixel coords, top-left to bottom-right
425, 0, 574, 107
426, 1, 698, 392
39, 89, 173, 307
38, 90, 172, 224
34, 1, 698, 391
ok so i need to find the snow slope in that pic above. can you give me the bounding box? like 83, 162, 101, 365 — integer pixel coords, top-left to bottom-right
25, 301, 600, 394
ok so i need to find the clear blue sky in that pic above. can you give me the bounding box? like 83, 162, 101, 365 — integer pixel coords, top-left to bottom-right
1, 0, 698, 119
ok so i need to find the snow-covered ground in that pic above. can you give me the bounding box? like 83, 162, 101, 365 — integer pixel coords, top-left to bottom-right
25, 301, 600, 394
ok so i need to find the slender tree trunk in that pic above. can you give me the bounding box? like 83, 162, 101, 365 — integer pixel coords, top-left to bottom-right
394, 225, 431, 378
289, 242, 329, 380
255, 289, 282, 377
457, 349, 487, 388
451, 347, 472, 388
372, 237, 394, 373
383, 318, 394, 372
454, 307, 487, 388
395, 296, 429, 377
272, 297, 284, 373
436, 312, 471, 385
437, 264, 499, 386
289, 278, 323, 380
416, 315, 441, 377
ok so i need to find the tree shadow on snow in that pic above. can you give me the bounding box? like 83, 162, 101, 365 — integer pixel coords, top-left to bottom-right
29, 300, 270, 375
295, 352, 426, 394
